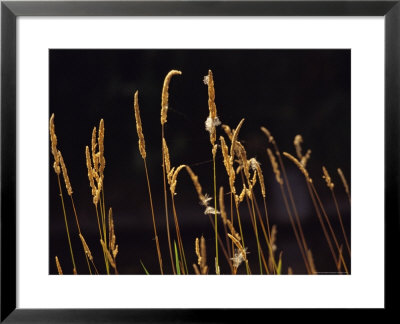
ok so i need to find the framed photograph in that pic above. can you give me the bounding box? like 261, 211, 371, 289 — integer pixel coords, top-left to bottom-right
1, 0, 398, 321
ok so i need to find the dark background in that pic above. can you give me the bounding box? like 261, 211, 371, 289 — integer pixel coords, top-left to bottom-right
49, 49, 350, 275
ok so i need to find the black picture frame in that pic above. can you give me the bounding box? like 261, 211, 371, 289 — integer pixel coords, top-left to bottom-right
1, 0, 398, 322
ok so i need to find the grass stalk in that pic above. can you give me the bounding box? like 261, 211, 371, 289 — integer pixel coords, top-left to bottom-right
265, 141, 311, 272
212, 154, 219, 274
95, 204, 109, 274
338, 168, 351, 204
233, 202, 250, 274
250, 197, 263, 274
56, 174, 76, 273
70, 196, 92, 274
239, 171, 266, 274
250, 193, 276, 274
206, 213, 234, 273
331, 189, 351, 256
99, 190, 109, 273
133, 90, 164, 274
144, 159, 164, 274
170, 193, 188, 274
160, 70, 181, 274
278, 183, 311, 274
306, 182, 339, 269
162, 126, 175, 274
262, 130, 311, 269
310, 183, 349, 274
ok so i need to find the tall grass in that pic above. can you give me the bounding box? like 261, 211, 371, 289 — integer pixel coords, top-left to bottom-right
50, 69, 350, 275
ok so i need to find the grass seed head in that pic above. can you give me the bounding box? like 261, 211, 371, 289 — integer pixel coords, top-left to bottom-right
58, 151, 73, 196
322, 166, 334, 189
283, 152, 312, 183
250, 158, 265, 197
98, 119, 105, 177
230, 119, 245, 162
195, 237, 201, 265
294, 134, 303, 160
79, 234, 93, 262
267, 148, 283, 185
260, 126, 275, 144
169, 164, 186, 196
161, 70, 182, 125
218, 187, 227, 224
220, 136, 236, 195
301, 149, 312, 168
85, 146, 96, 197
134, 90, 147, 159
185, 166, 204, 202
222, 124, 233, 140
162, 138, 171, 176
91, 127, 97, 172
337, 168, 350, 198
205, 70, 221, 146
100, 239, 116, 269
49, 114, 61, 174
200, 236, 207, 274
55, 256, 63, 275
93, 177, 102, 205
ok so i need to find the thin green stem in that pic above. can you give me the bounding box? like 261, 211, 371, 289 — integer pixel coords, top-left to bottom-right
250, 194, 273, 274
144, 159, 164, 274
250, 197, 262, 274
239, 171, 268, 274
170, 194, 188, 274
207, 214, 234, 273
70, 196, 92, 274
57, 174, 76, 273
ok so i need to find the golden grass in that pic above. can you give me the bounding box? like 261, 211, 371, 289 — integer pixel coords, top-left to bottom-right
160, 70, 182, 274
283, 152, 312, 183
205, 69, 221, 274
50, 114, 77, 274
338, 168, 351, 204
284, 149, 350, 274
323, 167, 351, 257
134, 91, 147, 160
267, 148, 283, 185
50, 68, 350, 276
161, 70, 182, 125
55, 256, 63, 275
49, 114, 60, 175
134, 90, 163, 274
322, 166, 335, 190
193, 236, 208, 275
264, 135, 312, 273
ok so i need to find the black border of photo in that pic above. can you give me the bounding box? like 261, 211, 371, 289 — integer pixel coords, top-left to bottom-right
1, 1, 399, 322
